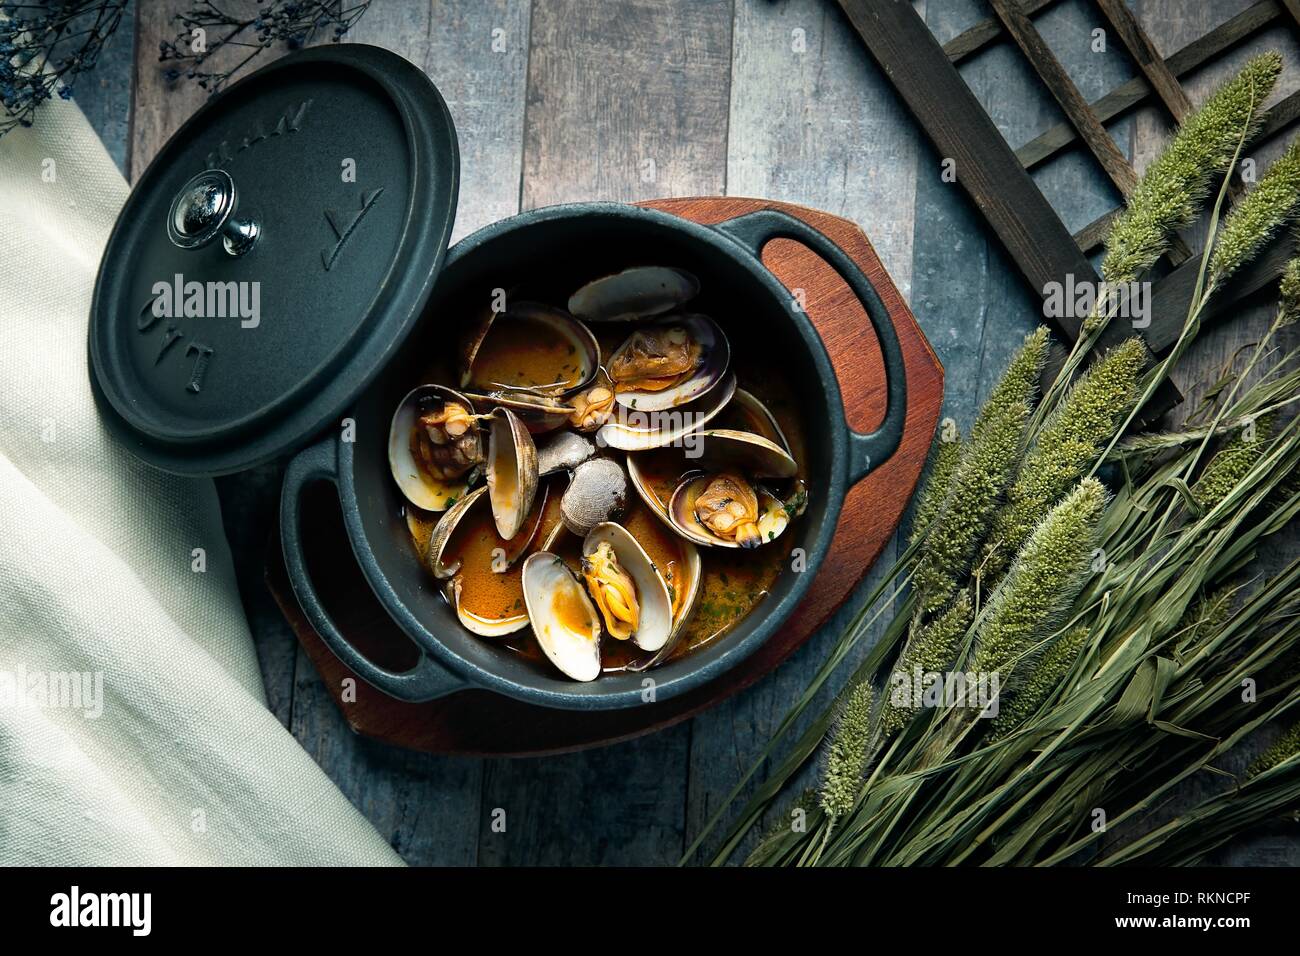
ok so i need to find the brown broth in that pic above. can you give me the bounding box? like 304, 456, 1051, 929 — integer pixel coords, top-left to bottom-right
469, 314, 585, 392
444, 507, 526, 622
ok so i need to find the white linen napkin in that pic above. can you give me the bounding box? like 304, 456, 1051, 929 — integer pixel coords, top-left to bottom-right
0, 91, 402, 865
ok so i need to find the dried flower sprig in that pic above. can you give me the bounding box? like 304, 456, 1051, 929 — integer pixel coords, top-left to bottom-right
818, 681, 874, 820
0, 0, 127, 139
909, 429, 962, 545
879, 593, 973, 736
159, 0, 371, 94
1102, 51, 1280, 283
1209, 138, 1300, 282
972, 479, 1106, 682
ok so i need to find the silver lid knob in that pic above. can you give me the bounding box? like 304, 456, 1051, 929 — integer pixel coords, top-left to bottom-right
167, 169, 260, 257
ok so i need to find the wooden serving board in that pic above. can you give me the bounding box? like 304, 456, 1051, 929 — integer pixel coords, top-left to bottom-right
265, 197, 944, 756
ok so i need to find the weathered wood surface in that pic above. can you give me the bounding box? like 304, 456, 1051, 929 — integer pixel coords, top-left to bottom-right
71, 0, 1299, 865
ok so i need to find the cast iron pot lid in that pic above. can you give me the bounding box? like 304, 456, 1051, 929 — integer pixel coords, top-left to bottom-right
89, 44, 459, 475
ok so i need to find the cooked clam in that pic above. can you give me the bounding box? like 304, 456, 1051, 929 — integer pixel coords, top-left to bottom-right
568, 266, 699, 323
460, 301, 600, 397
424, 483, 547, 580
421, 484, 550, 637
560, 456, 628, 536
725, 388, 791, 452
487, 407, 539, 540
467, 388, 575, 435
698, 429, 797, 479
522, 552, 602, 681
597, 373, 736, 452
668, 471, 790, 549
607, 314, 729, 412
449, 576, 530, 637
568, 369, 617, 432
537, 429, 596, 476
581, 522, 673, 652
389, 385, 484, 511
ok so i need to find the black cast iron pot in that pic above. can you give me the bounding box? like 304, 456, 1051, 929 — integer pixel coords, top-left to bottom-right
280, 202, 908, 709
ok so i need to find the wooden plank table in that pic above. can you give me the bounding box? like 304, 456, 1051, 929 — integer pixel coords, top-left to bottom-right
73, 0, 1298, 865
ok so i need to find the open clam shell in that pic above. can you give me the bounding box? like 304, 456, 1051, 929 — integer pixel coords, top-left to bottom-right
467, 388, 575, 435
607, 314, 730, 412
522, 552, 602, 682
560, 456, 628, 536
568, 266, 699, 323
425, 483, 548, 579
668, 473, 790, 549
449, 577, 530, 637
487, 407, 539, 540
388, 384, 483, 512
460, 300, 599, 397
697, 429, 797, 479
597, 373, 736, 452
581, 522, 674, 652
726, 388, 791, 452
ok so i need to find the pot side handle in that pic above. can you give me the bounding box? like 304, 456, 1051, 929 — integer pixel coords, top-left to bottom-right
279, 434, 468, 702
714, 209, 907, 485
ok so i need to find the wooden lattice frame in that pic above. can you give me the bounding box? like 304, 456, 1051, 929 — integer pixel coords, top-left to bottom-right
839, 0, 1300, 413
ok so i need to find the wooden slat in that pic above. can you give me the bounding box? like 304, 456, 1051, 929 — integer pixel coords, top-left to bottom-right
520, 0, 731, 207
1095, 0, 1193, 122
941, 0, 1061, 64
1281, 0, 1300, 29
986, 0, 1138, 197
1017, 0, 1280, 171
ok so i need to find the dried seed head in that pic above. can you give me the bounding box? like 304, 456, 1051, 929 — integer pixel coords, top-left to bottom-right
989, 624, 1089, 740
913, 398, 1030, 616
973, 479, 1108, 684
879, 592, 974, 736
1175, 586, 1235, 654
1210, 137, 1300, 282
1248, 719, 1300, 778
818, 681, 875, 820
910, 428, 963, 545
1102, 52, 1281, 283
1191, 415, 1273, 511
974, 327, 1050, 442
1279, 256, 1300, 325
